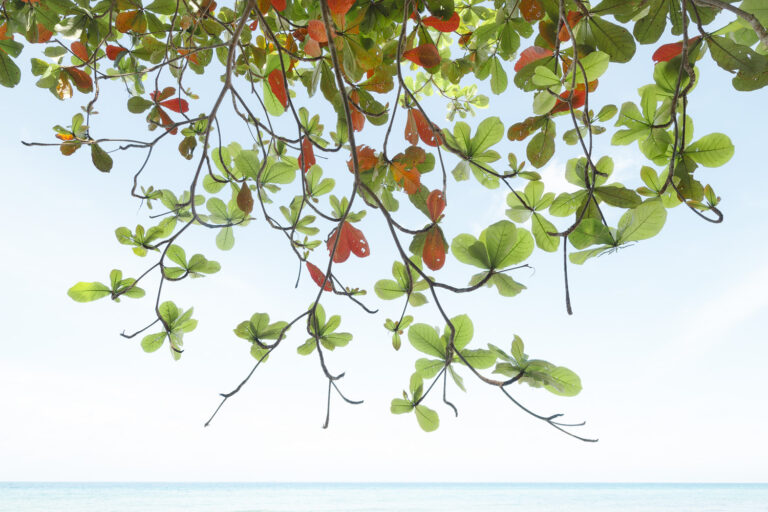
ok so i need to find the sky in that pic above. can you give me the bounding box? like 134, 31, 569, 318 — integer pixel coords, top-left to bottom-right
1, 15, 767, 483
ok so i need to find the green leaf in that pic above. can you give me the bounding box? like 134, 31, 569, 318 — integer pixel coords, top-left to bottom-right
141, 332, 166, 353
542, 366, 582, 396
414, 405, 440, 432
374, 279, 405, 300
489, 57, 508, 94
459, 349, 496, 369
489, 273, 526, 297
684, 133, 734, 167
67, 281, 111, 302
216, 226, 235, 250
564, 51, 609, 85
127, 96, 154, 113
451, 234, 491, 269
531, 213, 560, 252
408, 324, 445, 358
469, 117, 504, 155
415, 358, 444, 379
481, 220, 517, 269
595, 185, 642, 208
617, 199, 667, 243
526, 132, 555, 169
166, 245, 187, 267
91, 144, 113, 173
390, 398, 413, 414
589, 17, 636, 63
447, 314, 473, 351
633, 0, 667, 44
0, 52, 21, 88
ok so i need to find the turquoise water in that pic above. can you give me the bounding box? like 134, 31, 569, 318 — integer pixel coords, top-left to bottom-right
1, 483, 767, 511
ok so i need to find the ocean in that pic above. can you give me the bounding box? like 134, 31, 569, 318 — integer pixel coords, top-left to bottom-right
1, 483, 766, 511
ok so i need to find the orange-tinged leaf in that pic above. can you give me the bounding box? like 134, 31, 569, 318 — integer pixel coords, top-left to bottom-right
36, 24, 52, 43
65, 67, 93, 92
538, 20, 557, 49
423, 225, 446, 271
426, 190, 445, 222
307, 262, 333, 291
422, 12, 460, 32
349, 90, 365, 132
307, 20, 331, 43
328, 0, 355, 15
347, 145, 377, 173
403, 43, 440, 68
60, 142, 79, 155
155, 106, 178, 135
458, 32, 472, 47
269, 0, 286, 11
160, 98, 190, 113
520, 0, 544, 22
395, 145, 426, 167
106, 44, 126, 60
71, 41, 89, 62
56, 133, 75, 141
268, 68, 288, 108
300, 137, 316, 173
558, 11, 583, 42
404, 108, 419, 145
514, 46, 553, 72
56, 73, 73, 99
410, 108, 442, 147
237, 181, 254, 215
0, 24, 11, 41
391, 162, 421, 195
115, 10, 139, 33
177, 48, 199, 64
304, 38, 322, 57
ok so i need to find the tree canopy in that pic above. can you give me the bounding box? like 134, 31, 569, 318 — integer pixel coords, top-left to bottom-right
2, 0, 766, 439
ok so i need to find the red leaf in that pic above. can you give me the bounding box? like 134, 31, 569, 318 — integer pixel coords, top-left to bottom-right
300, 137, 316, 173
347, 145, 377, 173
64, 67, 93, 92
307, 262, 333, 291
150, 87, 175, 102
307, 20, 330, 43
328, 0, 355, 15
558, 11, 583, 42
514, 46, 553, 72
269, 0, 286, 11
410, 108, 442, 147
652, 38, 699, 63
268, 68, 288, 108
422, 12, 460, 33
106, 44, 126, 61
71, 41, 89, 62
403, 44, 441, 69
327, 221, 370, 263
551, 88, 586, 114
423, 225, 446, 271
520, 0, 544, 22
426, 190, 445, 222
160, 98, 190, 113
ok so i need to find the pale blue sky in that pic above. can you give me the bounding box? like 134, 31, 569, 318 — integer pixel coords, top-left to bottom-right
1, 21, 767, 482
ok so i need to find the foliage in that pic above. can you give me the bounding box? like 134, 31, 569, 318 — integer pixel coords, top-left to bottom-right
2, 0, 766, 439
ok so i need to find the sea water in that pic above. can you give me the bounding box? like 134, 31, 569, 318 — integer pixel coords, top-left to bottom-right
1, 482, 766, 511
